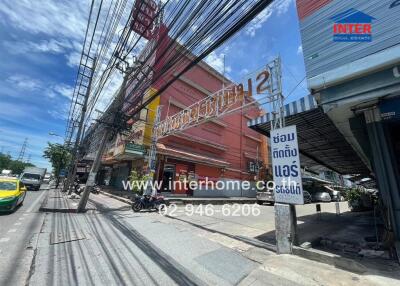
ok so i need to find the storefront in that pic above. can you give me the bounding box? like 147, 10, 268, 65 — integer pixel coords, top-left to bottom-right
155, 143, 229, 196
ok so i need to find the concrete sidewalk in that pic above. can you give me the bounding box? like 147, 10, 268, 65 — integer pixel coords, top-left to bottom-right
39, 188, 96, 213
99, 187, 256, 205
27, 192, 400, 286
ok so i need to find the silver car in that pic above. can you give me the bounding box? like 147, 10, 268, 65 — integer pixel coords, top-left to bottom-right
313, 192, 331, 202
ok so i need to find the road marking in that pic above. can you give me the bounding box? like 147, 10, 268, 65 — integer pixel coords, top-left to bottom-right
14, 222, 22, 226
0, 238, 10, 242
26, 190, 47, 213
23, 213, 29, 216
8, 229, 17, 233
19, 218, 25, 221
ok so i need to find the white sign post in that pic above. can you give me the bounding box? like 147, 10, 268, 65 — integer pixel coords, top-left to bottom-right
271, 125, 304, 205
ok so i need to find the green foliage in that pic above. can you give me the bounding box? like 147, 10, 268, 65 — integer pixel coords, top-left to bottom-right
346, 188, 362, 202
0, 153, 34, 175
347, 188, 375, 212
129, 169, 151, 194
43, 143, 71, 177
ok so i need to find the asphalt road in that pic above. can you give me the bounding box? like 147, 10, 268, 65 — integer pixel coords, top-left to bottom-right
0, 186, 47, 286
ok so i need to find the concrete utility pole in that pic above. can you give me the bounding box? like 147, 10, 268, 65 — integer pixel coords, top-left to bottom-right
65, 56, 96, 194
268, 57, 298, 254
77, 65, 134, 212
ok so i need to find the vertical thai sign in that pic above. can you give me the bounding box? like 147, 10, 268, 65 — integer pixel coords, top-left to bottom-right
271, 125, 304, 205
131, 0, 157, 40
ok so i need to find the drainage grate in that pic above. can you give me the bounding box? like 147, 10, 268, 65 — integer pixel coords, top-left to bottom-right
50, 229, 86, 245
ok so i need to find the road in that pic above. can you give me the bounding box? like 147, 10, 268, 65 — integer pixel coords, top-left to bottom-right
0, 186, 47, 286
2, 190, 398, 286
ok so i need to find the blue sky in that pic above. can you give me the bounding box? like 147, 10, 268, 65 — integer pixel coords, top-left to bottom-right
0, 0, 307, 170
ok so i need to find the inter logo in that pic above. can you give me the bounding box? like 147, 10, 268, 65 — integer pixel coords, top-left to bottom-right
331, 9, 375, 42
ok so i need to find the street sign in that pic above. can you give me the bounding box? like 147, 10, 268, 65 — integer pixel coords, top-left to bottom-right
271, 125, 304, 205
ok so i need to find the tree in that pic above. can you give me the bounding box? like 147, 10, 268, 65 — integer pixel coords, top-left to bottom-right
43, 143, 71, 180
0, 153, 12, 171
0, 152, 34, 175
9, 160, 34, 175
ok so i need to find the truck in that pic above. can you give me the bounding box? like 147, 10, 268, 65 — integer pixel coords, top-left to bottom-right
20, 167, 47, 191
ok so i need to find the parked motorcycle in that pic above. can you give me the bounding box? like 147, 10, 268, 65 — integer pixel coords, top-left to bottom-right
132, 194, 166, 212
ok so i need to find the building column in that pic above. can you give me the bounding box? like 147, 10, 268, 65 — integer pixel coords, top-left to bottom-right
364, 107, 400, 259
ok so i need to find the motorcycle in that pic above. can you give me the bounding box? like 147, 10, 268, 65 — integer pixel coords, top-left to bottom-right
132, 194, 166, 212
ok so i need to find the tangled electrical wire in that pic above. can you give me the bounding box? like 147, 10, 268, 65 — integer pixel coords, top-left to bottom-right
65, 0, 275, 147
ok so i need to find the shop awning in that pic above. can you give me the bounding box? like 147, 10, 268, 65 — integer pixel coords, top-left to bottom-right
157, 143, 230, 168
248, 95, 370, 176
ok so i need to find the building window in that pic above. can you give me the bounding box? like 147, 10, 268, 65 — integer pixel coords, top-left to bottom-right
248, 161, 259, 173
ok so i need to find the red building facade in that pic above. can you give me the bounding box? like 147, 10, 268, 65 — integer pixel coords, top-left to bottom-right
153, 57, 267, 196
122, 25, 268, 196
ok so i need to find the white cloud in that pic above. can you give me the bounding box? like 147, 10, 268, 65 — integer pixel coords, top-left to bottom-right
3, 39, 72, 55
0, 0, 88, 41
66, 51, 82, 67
6, 75, 41, 91
4, 74, 74, 100
204, 51, 232, 75
245, 0, 293, 37
0, 0, 90, 67
51, 84, 74, 99
297, 45, 303, 55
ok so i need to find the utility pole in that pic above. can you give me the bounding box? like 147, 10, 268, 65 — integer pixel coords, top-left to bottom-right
26, 154, 31, 164
64, 56, 96, 194
17, 138, 28, 162
77, 63, 134, 212
269, 57, 298, 254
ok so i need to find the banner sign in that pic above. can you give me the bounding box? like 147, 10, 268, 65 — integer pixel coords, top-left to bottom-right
131, 0, 157, 40
271, 125, 304, 205
153, 61, 278, 139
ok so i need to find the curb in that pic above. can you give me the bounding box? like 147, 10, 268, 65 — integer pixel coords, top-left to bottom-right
99, 190, 133, 205
292, 246, 367, 273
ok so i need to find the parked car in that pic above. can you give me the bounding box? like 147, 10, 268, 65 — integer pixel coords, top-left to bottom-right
303, 190, 312, 204
43, 173, 51, 184
313, 191, 331, 202
256, 189, 274, 205
0, 177, 27, 212
324, 185, 341, 201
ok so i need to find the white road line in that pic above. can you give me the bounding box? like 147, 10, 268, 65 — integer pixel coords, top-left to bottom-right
8, 229, 17, 233
14, 222, 22, 226
23, 213, 29, 216
0, 237, 10, 242
26, 190, 47, 213
19, 218, 25, 221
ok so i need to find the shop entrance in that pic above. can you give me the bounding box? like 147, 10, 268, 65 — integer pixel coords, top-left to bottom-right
162, 164, 175, 192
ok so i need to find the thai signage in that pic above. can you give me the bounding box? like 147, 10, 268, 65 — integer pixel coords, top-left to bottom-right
154, 64, 274, 139
125, 143, 146, 155
131, 0, 157, 40
270, 125, 304, 205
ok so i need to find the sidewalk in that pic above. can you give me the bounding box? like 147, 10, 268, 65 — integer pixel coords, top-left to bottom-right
28, 191, 400, 285
39, 188, 96, 213
99, 186, 256, 205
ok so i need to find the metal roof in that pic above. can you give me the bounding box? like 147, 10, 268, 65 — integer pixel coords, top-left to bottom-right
248, 95, 371, 176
